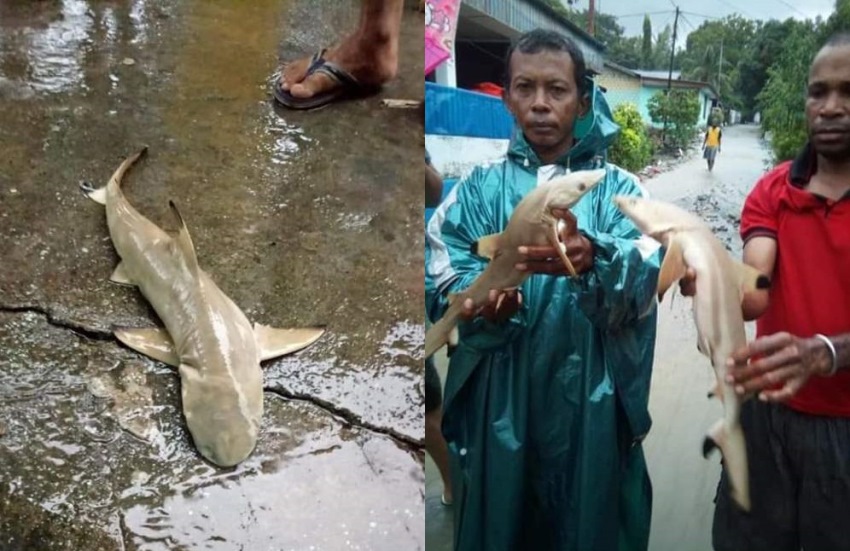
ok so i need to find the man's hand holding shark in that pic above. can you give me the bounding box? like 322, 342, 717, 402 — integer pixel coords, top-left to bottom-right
679, 269, 849, 402
725, 332, 849, 402
515, 208, 594, 275
457, 208, 594, 325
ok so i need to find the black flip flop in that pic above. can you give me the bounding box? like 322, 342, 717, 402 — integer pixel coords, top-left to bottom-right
273, 49, 378, 110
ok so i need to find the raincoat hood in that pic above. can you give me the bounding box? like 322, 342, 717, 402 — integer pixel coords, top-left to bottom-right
507, 78, 621, 169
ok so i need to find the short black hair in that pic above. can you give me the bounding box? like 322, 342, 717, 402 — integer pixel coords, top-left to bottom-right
503, 29, 589, 96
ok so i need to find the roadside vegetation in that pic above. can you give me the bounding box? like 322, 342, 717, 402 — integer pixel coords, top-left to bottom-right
566, 0, 850, 161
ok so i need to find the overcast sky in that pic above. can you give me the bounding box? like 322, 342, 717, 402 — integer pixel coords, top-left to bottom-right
582, 0, 835, 45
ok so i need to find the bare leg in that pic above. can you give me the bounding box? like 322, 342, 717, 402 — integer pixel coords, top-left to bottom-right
425, 407, 453, 504
279, 0, 403, 99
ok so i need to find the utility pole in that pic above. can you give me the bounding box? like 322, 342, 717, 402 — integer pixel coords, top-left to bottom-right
662, 5, 680, 145
588, 0, 596, 36
666, 6, 680, 92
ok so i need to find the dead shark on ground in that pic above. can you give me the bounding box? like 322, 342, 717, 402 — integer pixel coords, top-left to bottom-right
424, 169, 606, 359
613, 195, 771, 512
81, 147, 325, 467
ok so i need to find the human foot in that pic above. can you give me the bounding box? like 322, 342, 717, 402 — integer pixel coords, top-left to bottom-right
275, 34, 398, 108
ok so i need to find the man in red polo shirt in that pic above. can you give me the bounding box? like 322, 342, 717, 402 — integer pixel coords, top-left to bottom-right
702, 33, 850, 551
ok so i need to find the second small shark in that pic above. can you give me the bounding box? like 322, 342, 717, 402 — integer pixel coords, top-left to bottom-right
613, 195, 770, 512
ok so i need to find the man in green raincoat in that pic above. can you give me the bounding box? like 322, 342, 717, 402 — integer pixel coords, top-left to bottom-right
425, 30, 662, 550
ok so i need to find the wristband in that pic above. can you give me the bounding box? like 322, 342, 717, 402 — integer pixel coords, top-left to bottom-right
814, 334, 838, 377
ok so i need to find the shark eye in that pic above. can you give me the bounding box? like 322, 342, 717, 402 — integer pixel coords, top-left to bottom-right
578, 183, 586, 191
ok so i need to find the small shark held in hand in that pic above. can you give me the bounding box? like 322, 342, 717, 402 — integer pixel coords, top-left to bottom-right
424, 169, 605, 359
613, 195, 771, 512
81, 147, 325, 467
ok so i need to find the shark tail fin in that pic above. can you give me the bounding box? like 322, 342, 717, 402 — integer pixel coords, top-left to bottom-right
168, 201, 199, 274
703, 419, 751, 512
80, 146, 148, 205
735, 261, 770, 300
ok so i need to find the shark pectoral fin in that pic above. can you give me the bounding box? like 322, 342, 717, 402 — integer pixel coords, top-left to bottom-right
657, 235, 687, 302
167, 201, 200, 274
471, 232, 503, 259
113, 327, 179, 367
547, 221, 577, 277
109, 261, 135, 286
254, 323, 326, 362
735, 261, 771, 300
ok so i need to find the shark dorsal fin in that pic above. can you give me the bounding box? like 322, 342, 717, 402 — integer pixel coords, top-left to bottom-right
168, 201, 199, 274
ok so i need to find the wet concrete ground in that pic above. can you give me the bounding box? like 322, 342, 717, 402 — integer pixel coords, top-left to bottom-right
424, 124, 772, 550
0, 1, 425, 549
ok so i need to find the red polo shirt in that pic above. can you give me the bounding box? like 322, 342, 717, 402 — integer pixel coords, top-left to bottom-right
740, 144, 850, 417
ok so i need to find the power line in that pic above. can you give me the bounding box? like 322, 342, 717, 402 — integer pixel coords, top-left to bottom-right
611, 10, 674, 19
681, 11, 720, 20
713, 0, 758, 20
772, 0, 809, 18
679, 13, 696, 32
658, 13, 676, 32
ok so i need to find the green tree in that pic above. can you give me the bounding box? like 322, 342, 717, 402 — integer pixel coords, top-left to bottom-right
642, 16, 653, 69
651, 25, 673, 70
757, 21, 819, 160
822, 0, 850, 37
678, 15, 757, 109
563, 8, 644, 68
608, 35, 643, 69
735, 19, 786, 119
647, 89, 700, 148
565, 10, 624, 46
608, 103, 653, 172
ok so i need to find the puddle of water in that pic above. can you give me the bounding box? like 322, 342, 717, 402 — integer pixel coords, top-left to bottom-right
123, 436, 422, 551
257, 105, 313, 166
0, 0, 170, 96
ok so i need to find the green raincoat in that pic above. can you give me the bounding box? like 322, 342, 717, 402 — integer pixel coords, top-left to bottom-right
425, 85, 662, 551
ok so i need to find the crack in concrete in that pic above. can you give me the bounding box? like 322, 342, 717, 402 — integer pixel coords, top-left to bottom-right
263, 386, 423, 451
0, 304, 423, 452
0, 303, 113, 340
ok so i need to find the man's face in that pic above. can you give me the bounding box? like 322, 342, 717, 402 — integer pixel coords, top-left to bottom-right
806, 43, 850, 161
504, 50, 588, 161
